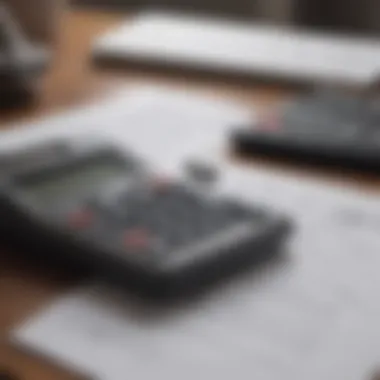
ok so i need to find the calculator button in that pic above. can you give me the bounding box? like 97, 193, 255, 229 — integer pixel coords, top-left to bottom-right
67, 208, 94, 229
123, 228, 151, 251
185, 161, 218, 184
261, 114, 281, 132
151, 176, 172, 193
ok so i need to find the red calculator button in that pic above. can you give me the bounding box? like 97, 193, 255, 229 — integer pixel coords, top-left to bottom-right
67, 208, 94, 229
264, 119, 280, 131
123, 228, 150, 251
258, 113, 281, 132
152, 176, 172, 193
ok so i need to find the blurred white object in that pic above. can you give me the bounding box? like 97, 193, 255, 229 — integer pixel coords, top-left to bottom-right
93, 11, 380, 86
12, 155, 380, 380
7, 85, 380, 380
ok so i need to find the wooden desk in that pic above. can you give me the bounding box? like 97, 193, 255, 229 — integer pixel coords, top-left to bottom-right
0, 9, 379, 380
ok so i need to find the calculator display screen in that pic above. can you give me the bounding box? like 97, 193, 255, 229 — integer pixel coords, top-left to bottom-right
19, 158, 127, 204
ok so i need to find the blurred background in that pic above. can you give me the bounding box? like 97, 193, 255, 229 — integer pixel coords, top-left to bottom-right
72, 0, 379, 33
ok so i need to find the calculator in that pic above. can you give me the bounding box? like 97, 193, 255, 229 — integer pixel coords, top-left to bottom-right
0, 137, 292, 298
232, 90, 380, 172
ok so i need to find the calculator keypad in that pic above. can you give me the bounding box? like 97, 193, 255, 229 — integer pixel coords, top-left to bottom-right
92, 182, 260, 258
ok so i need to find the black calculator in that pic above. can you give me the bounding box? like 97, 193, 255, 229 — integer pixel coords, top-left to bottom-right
232, 90, 380, 172
0, 137, 292, 298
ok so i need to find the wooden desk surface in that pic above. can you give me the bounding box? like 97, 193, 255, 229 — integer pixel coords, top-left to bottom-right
0, 9, 379, 380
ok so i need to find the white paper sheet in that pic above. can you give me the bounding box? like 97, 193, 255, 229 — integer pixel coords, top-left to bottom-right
0, 85, 251, 174
6, 84, 380, 380
12, 149, 380, 380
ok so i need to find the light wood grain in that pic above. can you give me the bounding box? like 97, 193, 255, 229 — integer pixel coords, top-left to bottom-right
0, 9, 379, 379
